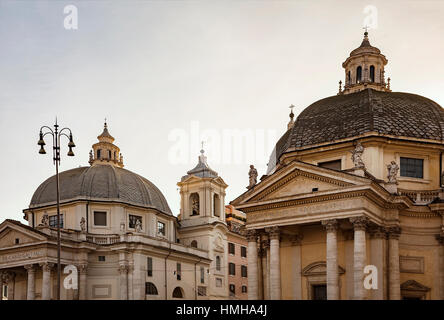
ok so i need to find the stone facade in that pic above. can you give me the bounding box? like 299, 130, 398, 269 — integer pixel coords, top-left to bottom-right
231, 33, 444, 300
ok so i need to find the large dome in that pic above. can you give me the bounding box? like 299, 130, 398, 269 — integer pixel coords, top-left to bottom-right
29, 165, 172, 215
267, 89, 444, 173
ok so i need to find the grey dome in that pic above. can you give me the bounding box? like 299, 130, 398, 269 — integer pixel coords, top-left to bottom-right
29, 165, 172, 215
267, 89, 444, 173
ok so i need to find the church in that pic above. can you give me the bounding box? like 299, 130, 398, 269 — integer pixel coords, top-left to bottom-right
231, 31, 444, 300
0, 124, 230, 300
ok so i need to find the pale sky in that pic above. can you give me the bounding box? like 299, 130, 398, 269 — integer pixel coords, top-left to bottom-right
1, 0, 444, 222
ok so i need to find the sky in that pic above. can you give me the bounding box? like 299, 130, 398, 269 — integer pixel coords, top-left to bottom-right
1, 0, 444, 222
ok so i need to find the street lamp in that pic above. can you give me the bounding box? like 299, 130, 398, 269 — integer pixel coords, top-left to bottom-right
38, 119, 75, 300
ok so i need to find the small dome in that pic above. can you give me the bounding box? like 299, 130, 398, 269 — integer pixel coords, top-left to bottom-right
267, 89, 444, 173
29, 165, 172, 215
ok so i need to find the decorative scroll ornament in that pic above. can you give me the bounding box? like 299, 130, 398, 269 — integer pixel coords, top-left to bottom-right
41, 213, 49, 227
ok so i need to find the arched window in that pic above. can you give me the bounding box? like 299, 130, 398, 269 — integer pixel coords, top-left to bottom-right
172, 287, 184, 299
145, 282, 158, 295
97, 149, 102, 159
213, 194, 220, 217
370, 65, 375, 82
216, 256, 221, 271
108, 150, 112, 159
191, 240, 198, 248
356, 66, 362, 83
190, 193, 200, 216
347, 71, 351, 84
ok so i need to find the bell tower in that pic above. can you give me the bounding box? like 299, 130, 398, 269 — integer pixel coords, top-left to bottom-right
340, 31, 391, 95
177, 148, 229, 299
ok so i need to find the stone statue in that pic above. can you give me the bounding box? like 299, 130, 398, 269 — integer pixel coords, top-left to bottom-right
80, 217, 86, 232
89, 150, 93, 163
350, 141, 365, 168
387, 161, 399, 183
41, 213, 49, 226
248, 165, 258, 189
191, 194, 200, 215
135, 219, 142, 233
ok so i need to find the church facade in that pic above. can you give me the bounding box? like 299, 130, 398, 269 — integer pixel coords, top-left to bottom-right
0, 124, 230, 300
231, 32, 444, 300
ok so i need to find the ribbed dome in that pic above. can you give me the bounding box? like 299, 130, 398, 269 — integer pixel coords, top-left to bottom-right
29, 165, 172, 215
267, 89, 444, 173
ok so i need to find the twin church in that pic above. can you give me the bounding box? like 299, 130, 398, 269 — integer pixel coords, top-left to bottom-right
1, 31, 444, 300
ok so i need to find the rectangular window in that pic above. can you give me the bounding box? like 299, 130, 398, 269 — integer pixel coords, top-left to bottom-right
129, 214, 142, 229
93, 211, 107, 226
241, 246, 247, 258
229, 284, 235, 295
157, 221, 166, 236
318, 159, 341, 171
241, 265, 247, 278
200, 267, 205, 284
216, 278, 222, 287
228, 243, 235, 255
49, 214, 64, 228
147, 257, 153, 277
98, 256, 106, 262
176, 263, 181, 280
3, 285, 7, 298
242, 285, 247, 293
400, 157, 424, 179
229, 263, 236, 276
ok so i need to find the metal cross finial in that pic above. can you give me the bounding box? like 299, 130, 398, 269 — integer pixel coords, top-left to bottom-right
363, 25, 369, 34
289, 104, 295, 112
200, 141, 205, 154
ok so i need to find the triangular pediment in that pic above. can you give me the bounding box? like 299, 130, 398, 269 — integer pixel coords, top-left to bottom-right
0, 220, 48, 248
231, 161, 369, 206
401, 280, 430, 292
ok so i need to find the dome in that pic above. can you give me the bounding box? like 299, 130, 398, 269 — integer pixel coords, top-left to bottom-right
267, 89, 444, 173
29, 165, 172, 215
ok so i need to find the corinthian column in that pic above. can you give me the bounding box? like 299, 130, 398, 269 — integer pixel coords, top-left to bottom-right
246, 230, 258, 300
119, 264, 129, 300
24, 264, 36, 300
387, 226, 401, 300
322, 219, 339, 300
0, 271, 3, 301
437, 233, 444, 300
128, 264, 134, 300
261, 239, 269, 300
350, 216, 368, 300
78, 264, 88, 300
40, 263, 54, 300
267, 226, 281, 300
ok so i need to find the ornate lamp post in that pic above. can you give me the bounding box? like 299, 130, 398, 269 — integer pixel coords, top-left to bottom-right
37, 119, 75, 300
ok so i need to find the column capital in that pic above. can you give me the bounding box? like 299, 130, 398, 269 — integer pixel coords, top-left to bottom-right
127, 264, 134, 273
78, 264, 88, 274
322, 219, 338, 232
261, 239, 270, 250
349, 216, 369, 231
386, 226, 402, 239
40, 262, 55, 272
2, 271, 15, 283
246, 229, 258, 242
288, 234, 303, 245
24, 264, 36, 273
118, 264, 129, 274
368, 226, 386, 239
266, 226, 280, 240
